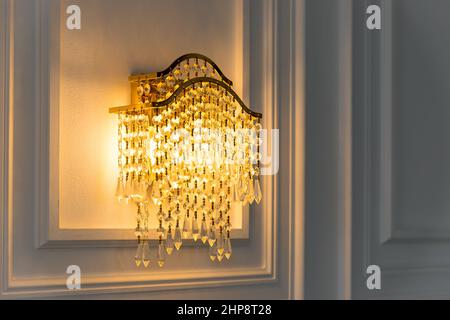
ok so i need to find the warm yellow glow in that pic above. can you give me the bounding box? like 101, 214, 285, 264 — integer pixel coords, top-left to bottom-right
112, 54, 262, 267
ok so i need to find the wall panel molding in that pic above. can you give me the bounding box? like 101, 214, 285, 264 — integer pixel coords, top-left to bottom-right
353, 0, 450, 299
0, 0, 307, 299
36, 0, 251, 249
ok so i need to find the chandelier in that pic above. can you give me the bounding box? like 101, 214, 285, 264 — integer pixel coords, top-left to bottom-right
109, 54, 263, 268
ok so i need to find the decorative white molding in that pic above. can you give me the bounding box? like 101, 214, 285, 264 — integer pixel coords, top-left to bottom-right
0, 0, 13, 298
353, 0, 450, 299
36, 0, 251, 249
285, 0, 305, 300
375, 0, 450, 244
0, 0, 293, 299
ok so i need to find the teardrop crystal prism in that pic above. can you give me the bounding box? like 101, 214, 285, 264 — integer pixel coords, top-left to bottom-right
182, 216, 191, 239
174, 226, 182, 251
247, 177, 255, 204
207, 227, 216, 247
217, 233, 224, 256
142, 241, 151, 267
192, 216, 200, 242
224, 238, 232, 260
131, 179, 139, 197
134, 243, 144, 267
209, 243, 218, 262
200, 220, 208, 244
157, 241, 166, 268
254, 178, 262, 204
139, 181, 148, 200
166, 231, 174, 255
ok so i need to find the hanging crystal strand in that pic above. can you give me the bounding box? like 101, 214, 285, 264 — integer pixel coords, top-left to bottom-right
141, 205, 151, 267
152, 174, 162, 205
209, 241, 218, 262
247, 172, 255, 204
124, 172, 133, 197
115, 175, 125, 202
134, 237, 144, 267
157, 235, 166, 268
207, 219, 217, 247
192, 210, 200, 242
232, 181, 240, 202
146, 179, 153, 200
116, 114, 125, 202
174, 219, 182, 251
224, 230, 233, 260
182, 209, 191, 239
254, 119, 262, 204
166, 225, 174, 255
239, 175, 248, 205
200, 213, 208, 244
217, 226, 225, 262
133, 203, 145, 267
254, 176, 262, 204
142, 240, 151, 267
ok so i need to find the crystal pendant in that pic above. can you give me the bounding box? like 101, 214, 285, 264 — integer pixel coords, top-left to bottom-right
232, 183, 240, 202
254, 178, 262, 204
151, 184, 161, 205
209, 243, 218, 262
207, 226, 216, 247
224, 237, 232, 260
217, 233, 225, 256
124, 178, 133, 197
182, 215, 191, 239
146, 182, 153, 200
217, 253, 224, 262
134, 242, 144, 267
166, 230, 174, 255
192, 216, 200, 242
142, 241, 151, 267
157, 240, 166, 268
138, 180, 147, 200
131, 178, 140, 197
200, 220, 208, 244
247, 177, 255, 204
174, 226, 182, 251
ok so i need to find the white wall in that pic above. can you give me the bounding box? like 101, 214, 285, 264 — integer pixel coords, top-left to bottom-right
0, 0, 304, 299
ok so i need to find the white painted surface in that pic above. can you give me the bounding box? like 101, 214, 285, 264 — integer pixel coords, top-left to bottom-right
59, 0, 246, 230
0, 0, 304, 299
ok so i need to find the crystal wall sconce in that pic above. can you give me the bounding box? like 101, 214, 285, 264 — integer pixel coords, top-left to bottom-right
109, 54, 263, 268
